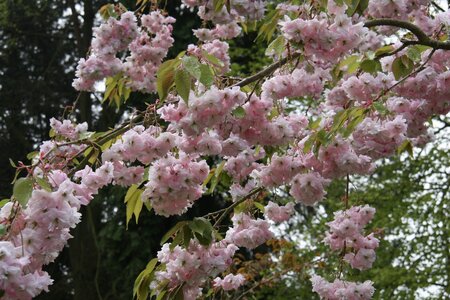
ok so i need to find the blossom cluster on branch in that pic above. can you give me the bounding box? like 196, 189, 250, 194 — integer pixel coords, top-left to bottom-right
2, 0, 450, 299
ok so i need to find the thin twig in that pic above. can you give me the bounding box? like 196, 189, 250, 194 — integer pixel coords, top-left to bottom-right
232, 52, 302, 88
213, 187, 264, 228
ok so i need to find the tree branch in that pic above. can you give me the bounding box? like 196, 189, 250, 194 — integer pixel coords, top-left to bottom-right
232, 52, 302, 87
213, 187, 264, 227
364, 19, 450, 50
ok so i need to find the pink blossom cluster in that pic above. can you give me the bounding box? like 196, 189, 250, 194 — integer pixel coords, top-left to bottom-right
289, 172, 331, 206
188, 40, 231, 74
311, 275, 375, 300
0, 240, 53, 299
323, 205, 379, 270
339, 73, 394, 106
412, 9, 450, 35
194, 22, 242, 41
123, 11, 175, 92
224, 148, 265, 182
153, 241, 238, 300
280, 12, 367, 62
179, 131, 223, 156
352, 116, 407, 159
102, 125, 177, 164
142, 153, 209, 216
229, 179, 256, 201
302, 137, 375, 178
264, 201, 295, 223
213, 273, 246, 291
73, 11, 174, 92
261, 67, 330, 101
158, 86, 246, 135
183, 0, 265, 24
37, 141, 86, 173
367, 0, 429, 20
252, 154, 303, 187
0, 161, 114, 298
224, 213, 273, 249
231, 96, 309, 146
50, 118, 88, 140
73, 12, 138, 90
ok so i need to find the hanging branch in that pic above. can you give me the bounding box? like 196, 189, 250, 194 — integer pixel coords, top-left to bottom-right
364, 19, 450, 50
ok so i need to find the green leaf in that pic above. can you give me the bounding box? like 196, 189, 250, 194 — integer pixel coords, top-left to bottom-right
317, 129, 329, 145
342, 114, 365, 137
49, 128, 56, 138
156, 59, 179, 101
202, 169, 215, 188
8, 158, 16, 168
254, 202, 265, 213
124, 184, 144, 228
303, 133, 316, 154
189, 217, 211, 236
406, 46, 421, 62
265, 35, 285, 57
104, 78, 117, 102
35, 177, 52, 192
213, 0, 225, 12
373, 101, 389, 115
208, 161, 225, 194
155, 291, 166, 300
307, 117, 322, 130
160, 221, 188, 245
232, 106, 246, 119
182, 56, 201, 80
13, 178, 33, 206
344, 0, 361, 16
339, 55, 360, 74
257, 10, 281, 42
26, 151, 38, 161
355, 0, 369, 15
174, 68, 191, 105
375, 45, 395, 57
201, 49, 224, 67
156, 68, 175, 101
397, 140, 414, 157
392, 56, 414, 80
199, 64, 214, 88
0, 199, 9, 208
360, 59, 381, 74
133, 258, 158, 300
0, 224, 6, 237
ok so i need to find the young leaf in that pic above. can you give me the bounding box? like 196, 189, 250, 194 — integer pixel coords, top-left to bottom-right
265, 35, 285, 57
0, 199, 9, 208
124, 184, 144, 228
156, 67, 175, 101
360, 59, 381, 74
201, 49, 224, 68
13, 178, 33, 206
254, 202, 265, 213
174, 68, 191, 104
375, 45, 395, 57
199, 64, 214, 88
160, 221, 188, 245
35, 177, 52, 192
231, 106, 246, 119
182, 56, 201, 80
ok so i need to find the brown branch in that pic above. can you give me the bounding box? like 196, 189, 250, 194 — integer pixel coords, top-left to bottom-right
232, 52, 302, 88
213, 187, 264, 227
364, 19, 450, 50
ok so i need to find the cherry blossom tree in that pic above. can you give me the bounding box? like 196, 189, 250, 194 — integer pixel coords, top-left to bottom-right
1, 0, 450, 299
